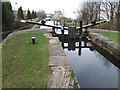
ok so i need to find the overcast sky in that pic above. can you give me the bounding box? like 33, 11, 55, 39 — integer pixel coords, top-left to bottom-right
9, 0, 85, 19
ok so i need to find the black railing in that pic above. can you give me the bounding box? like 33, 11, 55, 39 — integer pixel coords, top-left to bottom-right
21, 19, 107, 39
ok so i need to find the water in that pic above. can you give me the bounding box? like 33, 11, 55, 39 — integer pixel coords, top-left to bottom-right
43, 21, 119, 88
40, 21, 54, 29
40, 21, 69, 34
59, 37, 119, 88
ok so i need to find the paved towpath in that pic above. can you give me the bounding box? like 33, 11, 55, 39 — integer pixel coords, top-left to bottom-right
88, 29, 120, 33
44, 34, 76, 88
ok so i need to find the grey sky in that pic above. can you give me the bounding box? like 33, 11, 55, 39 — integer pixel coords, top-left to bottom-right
9, 0, 84, 18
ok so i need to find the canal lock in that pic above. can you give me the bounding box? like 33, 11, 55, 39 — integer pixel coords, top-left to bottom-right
57, 34, 120, 88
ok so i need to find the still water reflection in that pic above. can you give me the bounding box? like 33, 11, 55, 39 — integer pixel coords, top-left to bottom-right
59, 37, 119, 88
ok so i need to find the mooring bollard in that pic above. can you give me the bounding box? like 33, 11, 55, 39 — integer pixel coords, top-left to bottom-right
32, 37, 36, 44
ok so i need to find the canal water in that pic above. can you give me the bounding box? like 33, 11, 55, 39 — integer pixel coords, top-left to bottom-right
59, 37, 119, 88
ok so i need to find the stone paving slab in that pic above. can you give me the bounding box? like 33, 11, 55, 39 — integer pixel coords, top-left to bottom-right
49, 38, 60, 44
48, 56, 69, 66
49, 39, 66, 56
47, 66, 74, 88
47, 37, 79, 88
49, 44, 65, 56
44, 33, 52, 38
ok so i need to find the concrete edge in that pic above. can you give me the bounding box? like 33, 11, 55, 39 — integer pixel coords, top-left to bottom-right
44, 33, 80, 88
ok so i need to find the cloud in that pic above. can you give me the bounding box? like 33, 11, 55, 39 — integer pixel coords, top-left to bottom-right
10, 0, 81, 18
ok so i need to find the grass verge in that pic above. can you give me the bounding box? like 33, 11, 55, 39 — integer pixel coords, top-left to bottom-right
28, 24, 35, 29
97, 31, 120, 44
34, 25, 40, 29
2, 33, 51, 88
93, 21, 118, 31
70, 69, 79, 88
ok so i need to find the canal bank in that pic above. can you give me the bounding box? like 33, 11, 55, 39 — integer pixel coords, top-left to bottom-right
1, 29, 79, 88
59, 35, 119, 88
89, 32, 120, 61
1, 28, 119, 88
44, 33, 80, 88
55, 28, 119, 88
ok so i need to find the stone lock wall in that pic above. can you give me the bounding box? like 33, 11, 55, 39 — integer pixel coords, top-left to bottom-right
89, 33, 120, 61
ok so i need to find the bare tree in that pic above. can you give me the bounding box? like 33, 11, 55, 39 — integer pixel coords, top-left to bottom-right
116, 1, 120, 31
77, 1, 101, 23
77, 0, 119, 31
77, 2, 90, 23
36, 10, 46, 19
101, 0, 119, 20
77, 0, 119, 21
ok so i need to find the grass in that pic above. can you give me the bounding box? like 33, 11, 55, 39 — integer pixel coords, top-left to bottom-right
94, 21, 108, 28
2, 33, 51, 88
93, 21, 118, 31
65, 21, 91, 27
28, 24, 35, 29
70, 70, 79, 88
65, 22, 80, 27
34, 25, 40, 29
97, 31, 120, 44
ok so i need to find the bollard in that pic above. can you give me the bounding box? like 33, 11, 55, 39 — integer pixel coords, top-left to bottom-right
32, 37, 36, 44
